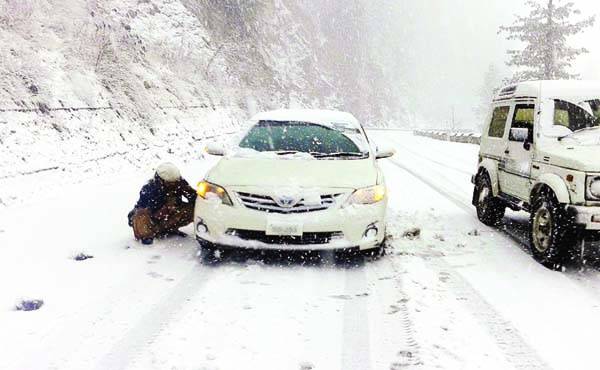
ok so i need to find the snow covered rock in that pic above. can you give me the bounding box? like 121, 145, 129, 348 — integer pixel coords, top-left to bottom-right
15, 299, 44, 311
73, 252, 94, 261
402, 227, 421, 240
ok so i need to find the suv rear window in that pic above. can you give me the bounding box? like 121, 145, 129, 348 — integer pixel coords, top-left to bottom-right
488, 106, 510, 138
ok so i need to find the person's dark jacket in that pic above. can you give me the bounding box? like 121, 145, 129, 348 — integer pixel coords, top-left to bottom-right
128, 175, 197, 226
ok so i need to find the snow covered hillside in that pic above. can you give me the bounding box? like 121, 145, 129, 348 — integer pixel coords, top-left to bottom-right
0, 0, 397, 207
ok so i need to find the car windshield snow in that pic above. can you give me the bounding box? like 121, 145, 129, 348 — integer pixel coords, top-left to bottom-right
554, 99, 600, 138
238, 120, 369, 159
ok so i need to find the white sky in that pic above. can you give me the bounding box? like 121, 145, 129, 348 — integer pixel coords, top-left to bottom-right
380, 0, 600, 129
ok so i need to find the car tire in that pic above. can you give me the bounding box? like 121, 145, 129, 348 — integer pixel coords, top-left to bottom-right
197, 241, 222, 264
474, 173, 505, 226
529, 189, 578, 269
334, 248, 362, 266
362, 237, 388, 259
361, 246, 385, 259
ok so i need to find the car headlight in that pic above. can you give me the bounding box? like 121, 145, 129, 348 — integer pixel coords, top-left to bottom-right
346, 185, 386, 205
587, 176, 600, 200
197, 181, 233, 206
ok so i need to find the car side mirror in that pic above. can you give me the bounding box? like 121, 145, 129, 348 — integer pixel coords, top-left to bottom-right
375, 146, 395, 159
205, 142, 226, 156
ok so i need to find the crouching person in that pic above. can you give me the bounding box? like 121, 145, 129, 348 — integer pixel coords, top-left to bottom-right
128, 163, 197, 245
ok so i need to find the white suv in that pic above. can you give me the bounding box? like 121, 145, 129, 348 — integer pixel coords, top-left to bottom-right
472, 80, 600, 268
195, 109, 394, 260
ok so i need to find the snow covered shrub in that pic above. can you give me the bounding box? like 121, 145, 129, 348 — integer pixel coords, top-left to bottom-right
0, 0, 35, 28
15, 299, 44, 311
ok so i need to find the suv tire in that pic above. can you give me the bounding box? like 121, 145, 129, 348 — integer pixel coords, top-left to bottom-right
529, 189, 577, 269
475, 173, 505, 226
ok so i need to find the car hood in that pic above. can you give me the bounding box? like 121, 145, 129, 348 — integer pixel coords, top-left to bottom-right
538, 144, 600, 172
206, 157, 379, 189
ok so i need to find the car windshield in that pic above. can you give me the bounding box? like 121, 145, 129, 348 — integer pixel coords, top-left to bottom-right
238, 120, 369, 159
554, 99, 600, 134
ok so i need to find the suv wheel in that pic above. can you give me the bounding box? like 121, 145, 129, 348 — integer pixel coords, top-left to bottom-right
530, 190, 577, 269
475, 174, 505, 226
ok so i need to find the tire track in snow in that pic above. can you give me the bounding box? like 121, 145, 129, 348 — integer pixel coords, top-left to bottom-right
340, 263, 372, 370
387, 142, 531, 248
391, 138, 474, 177
384, 255, 424, 368
386, 158, 553, 370
389, 135, 600, 302
97, 261, 217, 370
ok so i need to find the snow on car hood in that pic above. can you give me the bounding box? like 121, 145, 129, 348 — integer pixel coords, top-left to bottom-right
206, 157, 379, 188
539, 143, 600, 172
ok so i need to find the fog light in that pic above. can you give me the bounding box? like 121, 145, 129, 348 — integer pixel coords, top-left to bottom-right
196, 222, 208, 234
364, 226, 378, 239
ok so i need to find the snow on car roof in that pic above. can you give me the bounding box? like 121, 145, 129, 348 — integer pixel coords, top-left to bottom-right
495, 80, 600, 101
250, 109, 360, 127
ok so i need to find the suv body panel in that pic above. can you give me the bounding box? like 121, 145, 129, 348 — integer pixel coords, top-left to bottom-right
474, 80, 600, 231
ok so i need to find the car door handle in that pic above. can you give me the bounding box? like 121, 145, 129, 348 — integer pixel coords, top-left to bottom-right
504, 150, 510, 154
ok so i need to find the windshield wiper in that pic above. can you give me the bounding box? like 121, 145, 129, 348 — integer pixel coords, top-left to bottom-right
310, 152, 367, 159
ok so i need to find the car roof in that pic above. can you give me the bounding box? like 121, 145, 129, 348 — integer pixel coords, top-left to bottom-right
250, 109, 360, 127
494, 80, 600, 102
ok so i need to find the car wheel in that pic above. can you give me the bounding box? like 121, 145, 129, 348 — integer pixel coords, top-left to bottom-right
334, 249, 363, 266
361, 246, 385, 259
530, 190, 577, 269
197, 241, 222, 264
362, 237, 388, 259
474, 173, 505, 226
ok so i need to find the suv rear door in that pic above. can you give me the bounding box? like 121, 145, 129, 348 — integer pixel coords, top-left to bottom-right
480, 105, 511, 166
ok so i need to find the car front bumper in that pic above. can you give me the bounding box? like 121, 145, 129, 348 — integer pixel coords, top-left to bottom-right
194, 193, 387, 251
568, 205, 600, 231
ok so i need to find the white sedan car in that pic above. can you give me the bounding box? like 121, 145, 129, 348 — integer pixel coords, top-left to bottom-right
194, 109, 394, 258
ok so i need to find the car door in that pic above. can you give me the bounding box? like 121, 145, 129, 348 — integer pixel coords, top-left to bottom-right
498, 103, 535, 200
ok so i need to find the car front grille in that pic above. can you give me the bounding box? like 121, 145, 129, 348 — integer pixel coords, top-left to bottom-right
226, 229, 344, 245
236, 192, 341, 214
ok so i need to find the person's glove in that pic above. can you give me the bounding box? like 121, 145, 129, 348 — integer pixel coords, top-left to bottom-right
127, 209, 135, 227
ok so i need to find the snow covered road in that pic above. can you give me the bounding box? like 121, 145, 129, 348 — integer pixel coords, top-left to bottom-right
3, 131, 600, 369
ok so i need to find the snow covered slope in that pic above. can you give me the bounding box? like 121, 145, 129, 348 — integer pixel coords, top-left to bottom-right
0, 0, 397, 207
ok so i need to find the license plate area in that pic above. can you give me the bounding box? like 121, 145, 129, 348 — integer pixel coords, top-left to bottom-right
266, 221, 303, 236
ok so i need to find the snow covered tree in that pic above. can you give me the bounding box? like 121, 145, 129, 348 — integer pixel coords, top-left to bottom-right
473, 64, 503, 127
499, 0, 595, 82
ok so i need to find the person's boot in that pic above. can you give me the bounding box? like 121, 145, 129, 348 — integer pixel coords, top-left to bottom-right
141, 238, 154, 245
